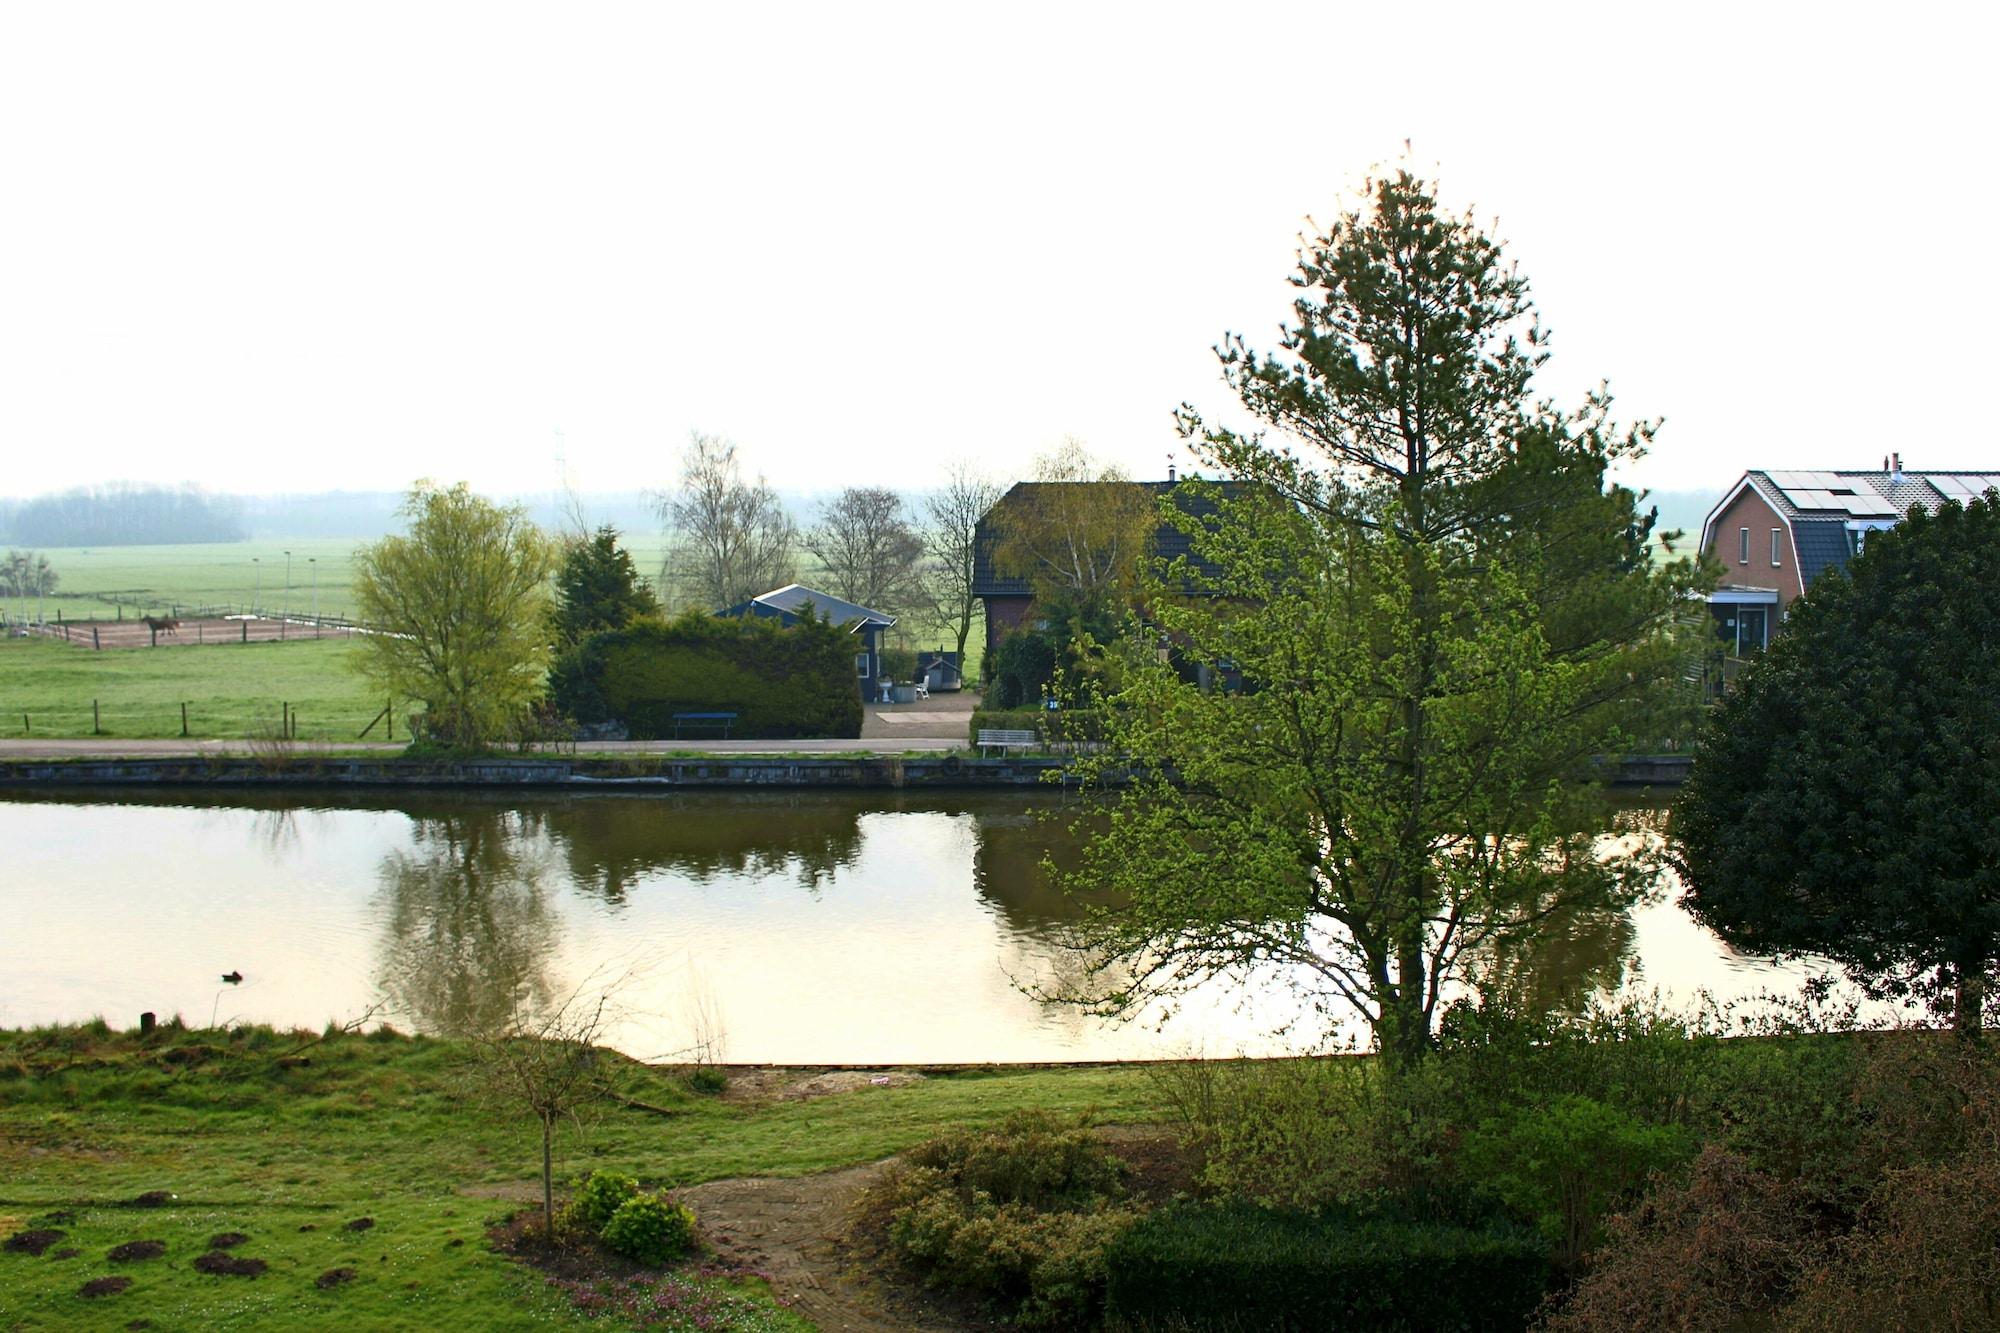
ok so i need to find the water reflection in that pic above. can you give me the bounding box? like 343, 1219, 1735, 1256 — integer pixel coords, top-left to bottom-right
376, 810, 560, 1037
539, 794, 867, 904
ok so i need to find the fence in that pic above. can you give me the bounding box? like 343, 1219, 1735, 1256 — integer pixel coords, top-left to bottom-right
10, 697, 400, 741
4, 610, 373, 649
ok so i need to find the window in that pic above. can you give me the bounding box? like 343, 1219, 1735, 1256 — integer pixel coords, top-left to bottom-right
1739, 527, 1749, 563
1771, 528, 1782, 566
856, 652, 870, 679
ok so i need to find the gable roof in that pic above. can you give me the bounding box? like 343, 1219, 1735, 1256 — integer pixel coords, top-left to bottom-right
725, 584, 896, 630
970, 479, 1247, 597
1702, 468, 2000, 588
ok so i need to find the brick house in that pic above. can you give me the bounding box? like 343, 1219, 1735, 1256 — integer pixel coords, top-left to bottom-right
1698, 457, 2000, 654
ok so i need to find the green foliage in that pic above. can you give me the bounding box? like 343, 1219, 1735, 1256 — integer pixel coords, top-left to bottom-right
967, 708, 1046, 747
875, 1111, 1138, 1327
1061, 171, 1710, 1066
600, 1192, 699, 1266
1462, 1095, 1692, 1271
549, 611, 863, 739
562, 1169, 641, 1236
986, 631, 1057, 709
879, 645, 917, 683
1674, 494, 2000, 1036
1105, 1202, 1550, 1332
551, 526, 661, 649
351, 482, 556, 749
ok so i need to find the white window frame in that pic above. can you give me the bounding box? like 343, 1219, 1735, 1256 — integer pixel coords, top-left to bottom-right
856, 652, 870, 679
1771, 528, 1782, 566
1739, 527, 1749, 563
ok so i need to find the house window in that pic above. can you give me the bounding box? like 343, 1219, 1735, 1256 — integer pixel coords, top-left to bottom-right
856, 652, 870, 679
1738, 527, 1749, 563
1771, 528, 1782, 566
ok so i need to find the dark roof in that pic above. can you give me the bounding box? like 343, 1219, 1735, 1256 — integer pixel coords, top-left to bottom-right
1792, 521, 1854, 586
720, 584, 896, 630
970, 480, 1246, 597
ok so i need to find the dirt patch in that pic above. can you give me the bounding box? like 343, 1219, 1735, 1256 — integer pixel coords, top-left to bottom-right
724, 1068, 928, 1104
79, 1275, 133, 1298
108, 1240, 166, 1262
316, 1266, 358, 1289
4, 1228, 64, 1255
129, 1191, 174, 1208
207, 1232, 249, 1249
193, 1250, 267, 1277
343, 1217, 375, 1232
52, 1247, 81, 1260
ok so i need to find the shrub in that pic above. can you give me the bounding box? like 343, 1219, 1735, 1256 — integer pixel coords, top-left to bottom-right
986, 632, 1058, 709
600, 1193, 698, 1266
874, 1112, 1138, 1327
562, 1170, 640, 1237
879, 646, 917, 683
549, 611, 864, 739
968, 708, 1046, 748
1105, 1201, 1550, 1332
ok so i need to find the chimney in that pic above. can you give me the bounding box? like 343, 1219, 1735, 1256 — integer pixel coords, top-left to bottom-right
1166, 458, 1177, 484
1891, 452, 1904, 482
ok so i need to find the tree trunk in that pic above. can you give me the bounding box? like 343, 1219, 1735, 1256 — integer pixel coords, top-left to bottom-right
1955, 962, 1986, 1042
541, 1119, 556, 1238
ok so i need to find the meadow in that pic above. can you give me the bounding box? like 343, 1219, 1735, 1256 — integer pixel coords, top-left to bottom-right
0, 635, 385, 740
0, 1022, 1163, 1331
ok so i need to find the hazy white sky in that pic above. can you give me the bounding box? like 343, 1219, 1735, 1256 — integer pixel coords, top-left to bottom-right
2, 2, 1993, 502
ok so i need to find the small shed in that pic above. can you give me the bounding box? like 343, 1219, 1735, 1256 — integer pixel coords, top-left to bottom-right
917, 650, 964, 693
718, 584, 897, 698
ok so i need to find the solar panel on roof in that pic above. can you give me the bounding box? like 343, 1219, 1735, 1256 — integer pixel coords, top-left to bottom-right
1845, 495, 1897, 516
1808, 471, 1844, 488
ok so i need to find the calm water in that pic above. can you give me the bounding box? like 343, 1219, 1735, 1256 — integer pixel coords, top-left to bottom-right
0, 789, 1820, 1061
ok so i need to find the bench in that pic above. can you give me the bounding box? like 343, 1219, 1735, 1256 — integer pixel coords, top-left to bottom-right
977, 727, 1039, 757
672, 711, 738, 739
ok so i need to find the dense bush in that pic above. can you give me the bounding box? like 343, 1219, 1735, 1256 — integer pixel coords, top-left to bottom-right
600, 1192, 698, 1266
879, 646, 917, 683
548, 611, 863, 739
1105, 1201, 1550, 1332
562, 1170, 640, 1237
968, 709, 1046, 748
872, 1111, 1139, 1327
985, 633, 1058, 709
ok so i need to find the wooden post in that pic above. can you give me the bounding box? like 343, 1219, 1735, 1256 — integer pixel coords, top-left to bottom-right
388, 701, 394, 741
139, 1012, 156, 1035
92, 699, 101, 735
181, 702, 189, 737
241, 620, 248, 644
92, 626, 100, 650
21, 714, 27, 734
149, 624, 157, 647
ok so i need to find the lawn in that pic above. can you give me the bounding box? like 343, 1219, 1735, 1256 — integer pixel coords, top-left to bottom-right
0, 1022, 1165, 1330
13, 539, 367, 622
0, 635, 385, 740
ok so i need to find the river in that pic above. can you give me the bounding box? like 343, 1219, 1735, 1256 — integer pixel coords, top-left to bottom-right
0, 788, 1825, 1062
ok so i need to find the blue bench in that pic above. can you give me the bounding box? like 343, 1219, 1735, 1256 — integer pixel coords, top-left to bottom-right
672, 711, 738, 739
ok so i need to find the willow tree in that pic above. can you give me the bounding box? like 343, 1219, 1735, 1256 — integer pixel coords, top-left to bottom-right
352, 482, 556, 748
1057, 172, 1707, 1065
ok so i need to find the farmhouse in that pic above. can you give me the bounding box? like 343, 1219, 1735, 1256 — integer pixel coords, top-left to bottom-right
1698, 456, 2000, 654
719, 583, 896, 697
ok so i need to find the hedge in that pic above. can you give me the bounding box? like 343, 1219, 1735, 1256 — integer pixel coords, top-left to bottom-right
1103, 1202, 1550, 1332
548, 612, 864, 740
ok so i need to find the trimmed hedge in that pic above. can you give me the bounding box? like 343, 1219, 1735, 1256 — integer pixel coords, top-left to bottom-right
548, 612, 863, 740
1104, 1202, 1550, 1332
969, 709, 1047, 748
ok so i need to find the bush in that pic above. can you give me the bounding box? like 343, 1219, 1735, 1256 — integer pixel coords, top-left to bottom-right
968, 709, 1047, 748
986, 633, 1058, 709
548, 611, 863, 739
1105, 1201, 1550, 1332
562, 1170, 640, 1237
600, 1192, 698, 1266
874, 1111, 1138, 1327
879, 646, 917, 683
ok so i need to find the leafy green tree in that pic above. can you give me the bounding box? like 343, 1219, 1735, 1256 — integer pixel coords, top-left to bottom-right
352, 482, 556, 748
1054, 171, 1706, 1066
1673, 495, 2000, 1038
551, 525, 661, 649
989, 437, 1158, 624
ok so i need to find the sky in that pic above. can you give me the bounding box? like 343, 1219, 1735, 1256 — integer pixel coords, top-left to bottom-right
2, 2, 1994, 504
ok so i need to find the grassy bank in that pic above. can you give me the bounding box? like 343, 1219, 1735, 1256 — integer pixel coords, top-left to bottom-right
0, 636, 385, 740
0, 1022, 1164, 1330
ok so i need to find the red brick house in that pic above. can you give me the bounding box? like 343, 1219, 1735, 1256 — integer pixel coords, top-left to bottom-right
1698, 457, 2000, 654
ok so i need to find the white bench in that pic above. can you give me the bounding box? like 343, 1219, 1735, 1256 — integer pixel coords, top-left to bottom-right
977, 727, 1039, 757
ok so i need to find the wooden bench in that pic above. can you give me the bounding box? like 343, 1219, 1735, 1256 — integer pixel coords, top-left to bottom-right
977, 727, 1039, 757
672, 711, 738, 739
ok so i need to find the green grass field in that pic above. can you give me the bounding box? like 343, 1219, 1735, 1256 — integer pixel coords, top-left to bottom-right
0, 1023, 1164, 1330
0, 636, 386, 740
10, 539, 367, 622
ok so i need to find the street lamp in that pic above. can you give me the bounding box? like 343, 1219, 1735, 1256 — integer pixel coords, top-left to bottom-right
283, 550, 292, 617
309, 558, 319, 635
251, 558, 261, 616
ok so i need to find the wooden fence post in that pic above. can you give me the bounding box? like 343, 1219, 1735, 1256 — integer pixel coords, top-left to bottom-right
92, 699, 101, 735
181, 702, 189, 737
92, 626, 100, 650
241, 620, 248, 644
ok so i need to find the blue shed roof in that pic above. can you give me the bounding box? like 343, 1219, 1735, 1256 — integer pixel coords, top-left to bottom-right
720, 584, 896, 631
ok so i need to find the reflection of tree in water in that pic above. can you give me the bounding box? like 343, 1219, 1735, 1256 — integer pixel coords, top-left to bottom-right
376, 810, 561, 1038
539, 794, 867, 905
1472, 900, 1640, 1016
971, 803, 1104, 930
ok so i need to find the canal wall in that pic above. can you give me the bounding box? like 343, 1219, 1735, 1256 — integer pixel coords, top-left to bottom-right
0, 753, 1692, 791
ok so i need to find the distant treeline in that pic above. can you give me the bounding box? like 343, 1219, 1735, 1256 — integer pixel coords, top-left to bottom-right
0, 484, 247, 547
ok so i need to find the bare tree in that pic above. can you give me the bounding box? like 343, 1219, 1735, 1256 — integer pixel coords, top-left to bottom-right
657, 432, 797, 611
472, 986, 615, 1241
990, 438, 1155, 617
0, 549, 58, 599
802, 486, 924, 615
920, 463, 1003, 661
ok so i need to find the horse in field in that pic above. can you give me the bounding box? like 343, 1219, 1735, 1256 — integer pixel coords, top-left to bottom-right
142, 615, 181, 637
